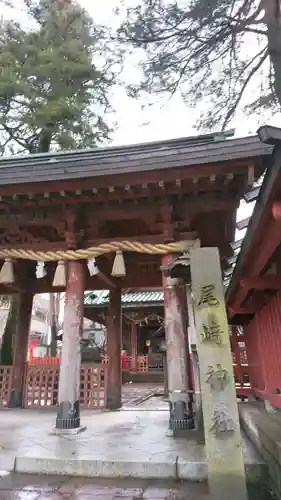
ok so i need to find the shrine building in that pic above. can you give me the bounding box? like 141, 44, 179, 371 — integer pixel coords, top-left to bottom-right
227, 125, 281, 410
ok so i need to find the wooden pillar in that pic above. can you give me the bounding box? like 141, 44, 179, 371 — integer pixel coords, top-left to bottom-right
190, 247, 247, 500
10, 292, 33, 407
162, 254, 192, 432
186, 286, 204, 442
56, 260, 85, 431
106, 287, 122, 409
131, 322, 137, 372
178, 283, 194, 423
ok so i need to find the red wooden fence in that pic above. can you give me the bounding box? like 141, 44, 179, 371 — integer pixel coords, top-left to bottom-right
0, 326, 253, 409
0, 366, 13, 407
23, 363, 106, 409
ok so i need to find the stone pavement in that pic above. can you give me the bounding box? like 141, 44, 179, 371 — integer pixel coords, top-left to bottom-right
0, 405, 265, 482
0, 474, 275, 499
122, 383, 163, 407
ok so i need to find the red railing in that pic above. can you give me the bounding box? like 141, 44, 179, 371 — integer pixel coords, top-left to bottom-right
28, 356, 60, 365
244, 291, 281, 408
26, 336, 251, 402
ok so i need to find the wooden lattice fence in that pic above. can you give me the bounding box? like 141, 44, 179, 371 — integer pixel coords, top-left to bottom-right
23, 363, 106, 409
0, 366, 13, 407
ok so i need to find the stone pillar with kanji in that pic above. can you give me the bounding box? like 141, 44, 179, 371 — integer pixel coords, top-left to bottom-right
190, 247, 247, 500
162, 254, 193, 433
106, 287, 122, 409
55, 260, 85, 433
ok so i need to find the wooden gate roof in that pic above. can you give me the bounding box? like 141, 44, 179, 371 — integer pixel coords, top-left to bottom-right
0, 132, 271, 194
0, 128, 274, 295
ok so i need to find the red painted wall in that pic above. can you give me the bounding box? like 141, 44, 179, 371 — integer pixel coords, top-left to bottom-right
244, 291, 281, 405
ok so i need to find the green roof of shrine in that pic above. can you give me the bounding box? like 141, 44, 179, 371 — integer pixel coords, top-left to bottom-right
84, 290, 164, 307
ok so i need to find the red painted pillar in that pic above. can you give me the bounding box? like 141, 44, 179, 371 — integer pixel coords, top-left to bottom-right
131, 322, 137, 372
56, 260, 85, 431
162, 254, 193, 431
10, 293, 33, 407
106, 288, 122, 409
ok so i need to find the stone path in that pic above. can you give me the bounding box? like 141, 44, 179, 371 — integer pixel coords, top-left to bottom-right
0, 473, 275, 499
0, 407, 264, 482
122, 383, 163, 407
0, 474, 208, 499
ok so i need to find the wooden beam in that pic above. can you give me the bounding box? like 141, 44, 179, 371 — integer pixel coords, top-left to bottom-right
240, 276, 280, 290
84, 309, 106, 325
29, 272, 163, 294
96, 256, 116, 289
228, 306, 254, 315
4, 282, 24, 293
87, 232, 198, 246
229, 218, 281, 314
0, 231, 197, 253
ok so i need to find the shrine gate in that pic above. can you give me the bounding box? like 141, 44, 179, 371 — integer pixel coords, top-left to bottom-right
0, 128, 272, 435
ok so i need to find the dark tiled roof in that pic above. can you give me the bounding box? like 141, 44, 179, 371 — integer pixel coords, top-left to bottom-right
0, 131, 272, 187
84, 290, 164, 306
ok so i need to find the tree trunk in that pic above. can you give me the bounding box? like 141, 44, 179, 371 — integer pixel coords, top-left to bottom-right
264, 0, 281, 106
0, 295, 20, 365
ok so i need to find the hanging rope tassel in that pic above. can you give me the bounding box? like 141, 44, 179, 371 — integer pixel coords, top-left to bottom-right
0, 258, 14, 284
111, 250, 126, 277
52, 260, 66, 287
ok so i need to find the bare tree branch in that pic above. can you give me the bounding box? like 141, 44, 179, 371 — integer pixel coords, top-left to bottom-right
119, 0, 279, 129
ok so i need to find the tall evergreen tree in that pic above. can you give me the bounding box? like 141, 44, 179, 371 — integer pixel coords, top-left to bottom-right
0, 0, 117, 154
119, 0, 281, 130
0, 0, 119, 371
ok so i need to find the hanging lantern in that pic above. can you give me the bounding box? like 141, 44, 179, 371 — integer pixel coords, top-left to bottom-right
146, 339, 151, 347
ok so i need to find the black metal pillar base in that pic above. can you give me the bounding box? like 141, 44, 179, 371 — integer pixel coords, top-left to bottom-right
169, 400, 195, 431
56, 400, 80, 429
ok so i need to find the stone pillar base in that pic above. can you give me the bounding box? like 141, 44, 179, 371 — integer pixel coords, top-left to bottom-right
169, 428, 197, 438
107, 396, 122, 410
169, 400, 195, 431
50, 425, 86, 436
56, 400, 80, 430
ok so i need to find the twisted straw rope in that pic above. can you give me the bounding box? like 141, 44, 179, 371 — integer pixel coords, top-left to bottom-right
0, 239, 200, 262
